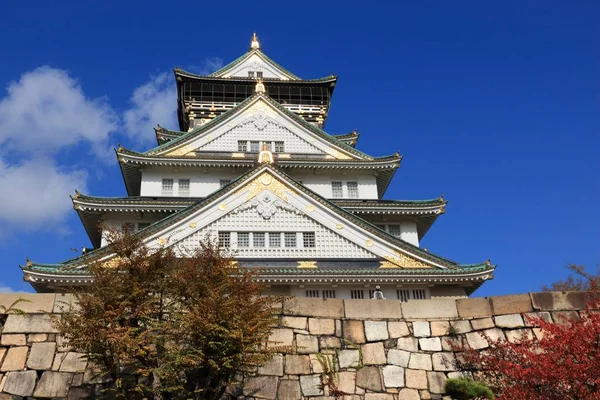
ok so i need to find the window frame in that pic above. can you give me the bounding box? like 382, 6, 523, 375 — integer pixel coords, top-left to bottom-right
331, 181, 343, 198
161, 178, 174, 195
178, 179, 190, 196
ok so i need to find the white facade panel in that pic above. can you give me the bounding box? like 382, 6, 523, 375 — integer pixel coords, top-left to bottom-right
400, 221, 419, 247
222, 54, 288, 79
290, 172, 379, 199
140, 167, 242, 197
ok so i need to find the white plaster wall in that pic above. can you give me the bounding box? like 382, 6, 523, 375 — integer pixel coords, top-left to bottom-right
400, 221, 419, 247
140, 167, 243, 197
288, 285, 430, 300
429, 286, 468, 298
288, 171, 379, 199
223, 54, 286, 79
100, 212, 169, 247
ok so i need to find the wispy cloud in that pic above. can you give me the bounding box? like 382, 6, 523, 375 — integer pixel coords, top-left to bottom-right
184, 57, 224, 76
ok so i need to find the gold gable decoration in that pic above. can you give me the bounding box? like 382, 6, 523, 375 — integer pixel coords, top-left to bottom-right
237, 171, 296, 202
165, 144, 195, 157
383, 250, 433, 269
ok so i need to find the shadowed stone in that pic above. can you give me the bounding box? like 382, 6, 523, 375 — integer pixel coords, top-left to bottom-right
505, 328, 533, 343
3, 314, 59, 333
281, 316, 307, 330
490, 294, 533, 315
530, 291, 587, 311
296, 334, 318, 354
365, 321, 389, 341
267, 328, 294, 348
27, 342, 56, 370
345, 299, 402, 320
285, 355, 310, 375
383, 365, 405, 387
0, 293, 55, 313
285, 297, 344, 318
427, 371, 447, 394
450, 320, 472, 334
456, 297, 492, 318
356, 366, 383, 391
277, 380, 301, 400
258, 354, 283, 376
471, 317, 495, 330
320, 336, 341, 349
343, 320, 366, 344
33, 371, 73, 398
0, 346, 28, 371
243, 376, 279, 399
3, 371, 37, 397
310, 353, 332, 373
300, 374, 323, 396
59, 352, 88, 373
432, 352, 457, 371
365, 394, 395, 400
523, 311, 552, 326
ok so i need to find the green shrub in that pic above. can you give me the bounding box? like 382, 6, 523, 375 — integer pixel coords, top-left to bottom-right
444, 377, 495, 399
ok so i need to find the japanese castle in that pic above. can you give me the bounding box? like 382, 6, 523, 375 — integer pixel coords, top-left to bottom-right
22, 34, 495, 298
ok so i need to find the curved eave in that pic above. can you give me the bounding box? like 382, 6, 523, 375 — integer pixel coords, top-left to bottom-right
176, 68, 337, 85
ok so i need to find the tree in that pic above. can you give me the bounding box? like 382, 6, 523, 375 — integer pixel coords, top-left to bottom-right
455, 290, 600, 399
57, 227, 283, 399
542, 264, 600, 291
444, 377, 495, 400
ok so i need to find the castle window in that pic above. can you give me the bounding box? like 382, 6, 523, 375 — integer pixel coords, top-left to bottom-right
323, 290, 336, 299
350, 289, 365, 299
269, 232, 281, 248
256, 71, 263, 78
248, 71, 255, 78
220, 179, 231, 188
284, 232, 297, 248
347, 181, 359, 198
413, 289, 427, 300
218, 232, 231, 248
331, 181, 343, 198
238, 140, 247, 152
253, 232, 265, 247
237, 232, 250, 247
397, 289, 410, 302
178, 179, 190, 196
275, 141, 285, 152
388, 225, 401, 238
306, 290, 319, 298
303, 232, 315, 248
161, 179, 173, 195
250, 141, 260, 152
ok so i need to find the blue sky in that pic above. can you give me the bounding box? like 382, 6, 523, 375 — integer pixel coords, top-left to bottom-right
0, 1, 598, 296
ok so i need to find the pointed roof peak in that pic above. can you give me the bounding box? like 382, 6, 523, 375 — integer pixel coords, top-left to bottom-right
251, 32, 260, 50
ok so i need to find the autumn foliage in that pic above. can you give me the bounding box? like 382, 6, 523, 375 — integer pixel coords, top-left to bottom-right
57, 227, 283, 399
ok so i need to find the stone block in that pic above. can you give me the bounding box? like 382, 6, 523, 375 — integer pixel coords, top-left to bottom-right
427, 371, 447, 394
344, 299, 402, 320
388, 349, 410, 367
338, 349, 360, 368
284, 297, 344, 318
285, 355, 310, 375
281, 316, 307, 330
441, 336, 467, 352
430, 321, 450, 336
68, 387, 92, 399
71, 373, 83, 386
388, 321, 410, 338
399, 388, 421, 400
552, 311, 580, 325
343, 320, 366, 344
296, 334, 319, 354
402, 299, 458, 319
397, 337, 419, 352
2, 314, 59, 333
494, 313, 524, 328
3, 370, 37, 396
27, 341, 56, 370
505, 328, 533, 343
361, 342, 386, 365
471, 317, 495, 330
299, 374, 322, 396
0, 293, 55, 313
267, 328, 294, 348
483, 327, 505, 342
356, 366, 383, 391
83, 361, 109, 384
523, 311, 552, 326
0, 346, 28, 371
53, 293, 79, 313
277, 379, 301, 400
405, 368, 427, 389
27, 333, 49, 343
33, 371, 73, 398
412, 321, 431, 337
309, 318, 335, 335
337, 371, 356, 394
59, 352, 88, 373
432, 352, 457, 371
52, 352, 67, 371
309, 353, 332, 373
419, 337, 442, 351
320, 336, 341, 349
450, 320, 472, 334
383, 365, 404, 387
408, 353, 432, 370
258, 354, 283, 376
57, 334, 72, 352
490, 294, 533, 315
530, 291, 588, 311
243, 376, 279, 399
365, 394, 395, 400
365, 320, 389, 341
456, 297, 492, 318
465, 332, 488, 350
0, 333, 26, 346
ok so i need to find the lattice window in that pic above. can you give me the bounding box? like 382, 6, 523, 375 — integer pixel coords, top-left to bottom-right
413, 289, 427, 300
161, 179, 173, 195
397, 289, 410, 302
284, 232, 297, 248
178, 179, 190, 196
237, 140, 247, 152
388, 225, 402, 238
306, 290, 319, 298
253, 232, 265, 247
323, 290, 336, 299
237, 232, 249, 247
350, 290, 365, 299
368, 290, 375, 299
256, 71, 263, 78
250, 141, 260, 152
303, 232, 316, 248
220, 179, 231, 188
218, 232, 231, 248
269, 232, 281, 248
275, 141, 285, 152
347, 181, 359, 198
331, 181, 343, 198
248, 71, 255, 78
137, 222, 151, 231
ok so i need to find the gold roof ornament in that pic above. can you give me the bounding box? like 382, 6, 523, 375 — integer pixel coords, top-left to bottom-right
251, 32, 260, 49
255, 78, 266, 93
258, 143, 274, 165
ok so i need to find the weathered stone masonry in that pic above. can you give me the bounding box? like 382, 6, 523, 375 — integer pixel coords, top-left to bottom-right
0, 292, 589, 399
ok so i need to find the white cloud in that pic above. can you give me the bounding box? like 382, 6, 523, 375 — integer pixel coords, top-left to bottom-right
0, 157, 87, 234
0, 66, 119, 161
123, 72, 178, 144
186, 57, 224, 75
0, 283, 17, 293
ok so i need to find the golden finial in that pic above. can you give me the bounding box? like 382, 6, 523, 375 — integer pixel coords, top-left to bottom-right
251, 32, 260, 50
255, 78, 265, 93
258, 143, 274, 164
486, 258, 491, 266
74, 190, 80, 199
26, 258, 32, 267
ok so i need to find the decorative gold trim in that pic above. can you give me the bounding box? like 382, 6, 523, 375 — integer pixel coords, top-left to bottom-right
383, 250, 432, 269
165, 144, 194, 157
278, 153, 291, 159
232, 153, 246, 158
157, 238, 167, 246
306, 205, 315, 212
365, 239, 374, 247
229, 260, 239, 269
297, 261, 318, 269
237, 171, 296, 203
379, 260, 400, 269
336, 224, 343, 230
219, 204, 227, 211
189, 222, 197, 228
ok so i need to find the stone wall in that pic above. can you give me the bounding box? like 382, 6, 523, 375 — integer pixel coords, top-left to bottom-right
0, 291, 589, 399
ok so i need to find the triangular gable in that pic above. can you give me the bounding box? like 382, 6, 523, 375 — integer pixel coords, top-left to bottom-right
153, 95, 366, 161
90, 165, 445, 270
210, 50, 298, 80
